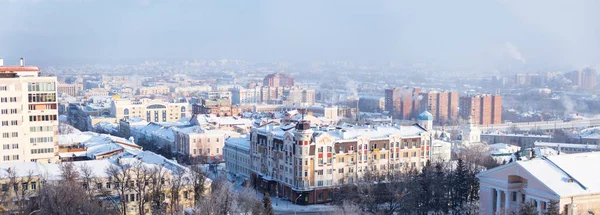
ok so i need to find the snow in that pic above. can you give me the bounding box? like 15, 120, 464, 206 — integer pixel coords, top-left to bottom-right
518, 152, 600, 197
225, 136, 250, 151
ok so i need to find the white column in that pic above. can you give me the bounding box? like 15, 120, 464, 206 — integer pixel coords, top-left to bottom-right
496, 189, 502, 214
504, 191, 510, 215
536, 200, 542, 215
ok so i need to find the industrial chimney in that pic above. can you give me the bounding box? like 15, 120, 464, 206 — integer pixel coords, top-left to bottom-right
0, 58, 4, 66
20, 58, 24, 67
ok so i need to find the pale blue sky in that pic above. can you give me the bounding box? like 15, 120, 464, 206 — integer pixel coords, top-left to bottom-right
0, 0, 598, 69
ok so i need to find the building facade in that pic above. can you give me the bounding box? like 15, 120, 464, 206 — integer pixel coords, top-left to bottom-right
263, 73, 294, 87
460, 94, 502, 125
173, 126, 239, 164
385, 87, 422, 120
111, 98, 191, 123
0, 62, 58, 163
249, 121, 431, 204
420, 91, 459, 125
477, 152, 600, 215
224, 137, 252, 181
137, 86, 171, 96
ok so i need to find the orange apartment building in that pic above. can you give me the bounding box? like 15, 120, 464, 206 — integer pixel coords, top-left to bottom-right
420, 91, 459, 125
385, 87, 422, 120
460, 94, 502, 125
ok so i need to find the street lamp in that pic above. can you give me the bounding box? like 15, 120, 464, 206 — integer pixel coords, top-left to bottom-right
294, 194, 303, 215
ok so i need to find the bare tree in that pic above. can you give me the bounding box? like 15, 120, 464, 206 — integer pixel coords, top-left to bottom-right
233, 184, 264, 215
148, 164, 168, 214
189, 165, 207, 205
332, 200, 363, 215
194, 178, 234, 215
130, 160, 151, 215
105, 159, 131, 215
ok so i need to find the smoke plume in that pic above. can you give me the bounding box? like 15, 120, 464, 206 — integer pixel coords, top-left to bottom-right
505, 42, 526, 64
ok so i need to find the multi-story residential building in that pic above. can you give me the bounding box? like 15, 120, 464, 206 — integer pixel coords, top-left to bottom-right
111, 98, 191, 123
477, 152, 600, 215
283, 88, 315, 106
249, 120, 431, 204
0, 60, 58, 163
459, 94, 502, 125
231, 87, 262, 105
137, 86, 171, 96
358, 96, 385, 112
263, 73, 294, 87
385, 87, 422, 120
192, 103, 241, 117
173, 126, 240, 163
57, 83, 83, 96
480, 132, 551, 148
419, 91, 459, 125
224, 136, 252, 181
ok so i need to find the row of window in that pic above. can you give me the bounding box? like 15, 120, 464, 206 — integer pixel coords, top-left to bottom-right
0, 120, 18, 126
2, 144, 18, 150
29, 114, 57, 122
31, 148, 54, 154
30, 126, 54, 132
28, 82, 56, 92
1, 182, 37, 192
192, 148, 220, 155
29, 137, 54, 144
3, 155, 19, 161
192, 138, 219, 143
0, 109, 18, 114
2, 132, 19, 138
28, 93, 57, 103
0, 97, 17, 103
28, 104, 57, 110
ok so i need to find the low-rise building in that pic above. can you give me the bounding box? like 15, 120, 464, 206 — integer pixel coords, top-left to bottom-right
224, 136, 252, 181
111, 98, 191, 123
173, 126, 240, 164
477, 152, 600, 215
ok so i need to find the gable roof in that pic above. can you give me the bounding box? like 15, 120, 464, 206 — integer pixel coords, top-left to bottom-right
478, 152, 600, 198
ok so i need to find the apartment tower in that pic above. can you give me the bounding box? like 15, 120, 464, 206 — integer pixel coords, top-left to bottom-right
459, 94, 502, 125
0, 58, 58, 163
420, 91, 459, 125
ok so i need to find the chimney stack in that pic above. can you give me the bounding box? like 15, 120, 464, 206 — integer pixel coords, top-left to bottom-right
20, 58, 24, 67
0, 58, 3, 66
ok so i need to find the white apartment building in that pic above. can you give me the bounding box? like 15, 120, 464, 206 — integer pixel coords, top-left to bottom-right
0, 59, 58, 163
223, 136, 252, 180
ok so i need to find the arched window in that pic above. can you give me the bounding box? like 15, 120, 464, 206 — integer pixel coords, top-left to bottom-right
124, 108, 129, 115
181, 106, 186, 112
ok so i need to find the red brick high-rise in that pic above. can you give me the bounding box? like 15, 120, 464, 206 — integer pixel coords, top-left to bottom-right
385, 87, 421, 120
263, 73, 294, 87
420, 91, 459, 125
460, 94, 502, 125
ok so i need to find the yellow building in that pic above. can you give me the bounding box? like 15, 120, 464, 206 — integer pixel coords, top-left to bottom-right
111, 98, 191, 123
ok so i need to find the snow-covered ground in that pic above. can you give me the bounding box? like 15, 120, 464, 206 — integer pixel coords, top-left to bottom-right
196, 163, 338, 214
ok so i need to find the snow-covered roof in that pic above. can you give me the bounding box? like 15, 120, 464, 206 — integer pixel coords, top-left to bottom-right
517, 152, 600, 197
225, 136, 250, 151
58, 132, 140, 159
535, 142, 599, 150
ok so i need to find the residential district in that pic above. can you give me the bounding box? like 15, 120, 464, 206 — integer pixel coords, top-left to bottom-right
1, 57, 600, 214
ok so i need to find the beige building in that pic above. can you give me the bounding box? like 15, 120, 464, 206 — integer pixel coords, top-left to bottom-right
0, 61, 58, 163
57, 83, 83, 96
477, 152, 600, 215
250, 121, 431, 204
111, 98, 191, 123
83, 88, 109, 97
173, 126, 240, 164
138, 86, 171, 96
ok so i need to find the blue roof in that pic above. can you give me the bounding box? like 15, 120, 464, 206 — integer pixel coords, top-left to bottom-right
418, 111, 433, 120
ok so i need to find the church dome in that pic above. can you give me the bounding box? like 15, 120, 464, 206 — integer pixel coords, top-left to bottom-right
418, 111, 433, 121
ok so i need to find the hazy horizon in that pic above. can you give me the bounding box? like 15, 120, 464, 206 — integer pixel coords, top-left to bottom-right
1, 0, 599, 69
